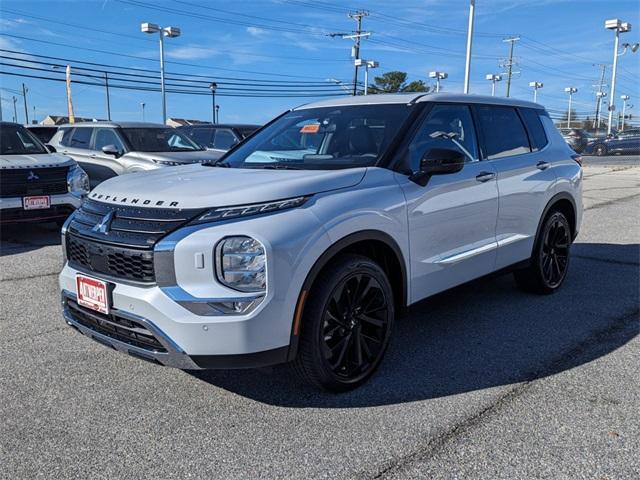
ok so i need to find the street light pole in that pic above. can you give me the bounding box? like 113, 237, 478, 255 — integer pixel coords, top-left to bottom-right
12, 96, 18, 123
142, 23, 181, 125
215, 104, 220, 123
485, 74, 502, 96
604, 19, 634, 135
529, 81, 543, 103
355, 59, 378, 95
463, 0, 475, 94
141, 102, 146, 122
429, 71, 448, 93
209, 82, 217, 123
620, 95, 630, 131
565, 87, 577, 128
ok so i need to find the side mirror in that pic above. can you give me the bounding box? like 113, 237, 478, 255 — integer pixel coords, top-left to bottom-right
409, 148, 465, 186
44, 144, 56, 153
102, 144, 121, 157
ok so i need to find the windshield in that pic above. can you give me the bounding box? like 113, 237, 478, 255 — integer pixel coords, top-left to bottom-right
0, 124, 48, 155
220, 104, 414, 170
120, 128, 204, 152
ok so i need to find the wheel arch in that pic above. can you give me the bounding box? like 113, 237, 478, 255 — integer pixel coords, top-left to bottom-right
535, 192, 578, 244
286, 230, 408, 361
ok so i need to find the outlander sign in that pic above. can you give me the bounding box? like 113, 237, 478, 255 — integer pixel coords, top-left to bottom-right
90, 192, 179, 207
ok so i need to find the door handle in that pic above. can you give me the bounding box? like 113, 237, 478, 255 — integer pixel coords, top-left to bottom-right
536, 161, 550, 170
475, 171, 496, 182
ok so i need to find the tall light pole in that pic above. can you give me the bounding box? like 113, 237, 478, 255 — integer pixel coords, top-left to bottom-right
209, 82, 217, 123
595, 91, 607, 130
565, 87, 577, 128
141, 22, 181, 124
216, 104, 220, 123
141, 102, 146, 122
529, 81, 543, 103
604, 19, 631, 135
485, 74, 502, 96
12, 96, 18, 123
620, 95, 630, 131
355, 59, 378, 95
463, 0, 475, 94
429, 71, 448, 93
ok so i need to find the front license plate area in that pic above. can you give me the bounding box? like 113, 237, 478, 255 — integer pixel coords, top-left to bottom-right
76, 274, 110, 315
23, 195, 50, 210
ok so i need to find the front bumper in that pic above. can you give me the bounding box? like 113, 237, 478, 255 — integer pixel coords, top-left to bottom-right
0, 192, 81, 224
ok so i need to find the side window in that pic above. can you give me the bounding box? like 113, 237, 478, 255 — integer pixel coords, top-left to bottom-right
477, 106, 530, 159
191, 128, 215, 148
94, 128, 125, 152
213, 129, 239, 150
59, 127, 74, 147
407, 104, 479, 171
519, 108, 548, 152
69, 127, 93, 149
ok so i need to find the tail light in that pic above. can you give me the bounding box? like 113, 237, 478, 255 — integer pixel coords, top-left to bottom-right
571, 154, 583, 166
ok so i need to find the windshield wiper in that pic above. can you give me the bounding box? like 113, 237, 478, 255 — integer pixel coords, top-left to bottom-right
204, 158, 230, 167
259, 164, 301, 170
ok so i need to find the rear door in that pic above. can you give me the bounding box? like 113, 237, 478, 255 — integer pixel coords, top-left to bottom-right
475, 105, 556, 270
397, 103, 500, 302
64, 127, 95, 172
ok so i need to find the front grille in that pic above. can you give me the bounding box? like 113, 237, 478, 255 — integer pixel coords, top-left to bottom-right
66, 199, 203, 283
0, 166, 69, 198
66, 298, 166, 352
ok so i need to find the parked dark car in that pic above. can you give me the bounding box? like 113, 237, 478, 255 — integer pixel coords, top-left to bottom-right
179, 123, 260, 158
559, 128, 591, 153
25, 125, 59, 144
584, 130, 640, 156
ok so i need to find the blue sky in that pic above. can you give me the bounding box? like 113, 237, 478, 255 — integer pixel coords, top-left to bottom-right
0, 0, 638, 126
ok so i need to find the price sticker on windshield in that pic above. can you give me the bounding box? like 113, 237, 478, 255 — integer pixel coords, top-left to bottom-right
300, 123, 320, 134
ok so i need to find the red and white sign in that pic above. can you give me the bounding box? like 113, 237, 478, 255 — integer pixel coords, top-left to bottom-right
76, 275, 110, 314
23, 195, 50, 210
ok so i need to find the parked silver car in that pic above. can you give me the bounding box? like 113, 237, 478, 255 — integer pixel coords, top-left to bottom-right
49, 122, 219, 187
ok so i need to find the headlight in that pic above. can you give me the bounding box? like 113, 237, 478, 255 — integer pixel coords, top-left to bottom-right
67, 164, 90, 195
151, 159, 182, 166
215, 236, 266, 293
193, 196, 308, 225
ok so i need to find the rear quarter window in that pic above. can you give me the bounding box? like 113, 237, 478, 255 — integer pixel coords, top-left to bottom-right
519, 108, 549, 151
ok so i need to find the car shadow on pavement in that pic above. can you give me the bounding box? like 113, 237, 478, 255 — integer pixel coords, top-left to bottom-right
189, 242, 639, 407
0, 222, 62, 256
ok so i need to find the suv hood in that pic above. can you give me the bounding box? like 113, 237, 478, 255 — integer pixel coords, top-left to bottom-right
89, 163, 366, 208
125, 150, 219, 164
0, 152, 74, 169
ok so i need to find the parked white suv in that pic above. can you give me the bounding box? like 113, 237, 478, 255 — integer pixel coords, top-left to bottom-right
58, 93, 582, 391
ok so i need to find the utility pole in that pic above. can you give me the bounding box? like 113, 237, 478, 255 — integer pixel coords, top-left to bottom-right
349, 11, 368, 96
21, 83, 29, 124
501, 37, 520, 98
463, 0, 476, 94
620, 95, 630, 131
592, 64, 607, 129
12, 96, 18, 123
104, 72, 111, 121
328, 12, 370, 96
65, 65, 75, 123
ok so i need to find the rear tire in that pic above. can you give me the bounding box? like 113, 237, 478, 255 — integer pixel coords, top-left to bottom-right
594, 144, 607, 156
514, 211, 572, 295
292, 254, 394, 392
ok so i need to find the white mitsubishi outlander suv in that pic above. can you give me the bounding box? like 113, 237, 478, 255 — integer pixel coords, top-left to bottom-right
59, 93, 582, 391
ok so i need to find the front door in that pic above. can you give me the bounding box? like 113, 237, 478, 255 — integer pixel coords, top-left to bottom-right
396, 103, 499, 303
89, 127, 127, 186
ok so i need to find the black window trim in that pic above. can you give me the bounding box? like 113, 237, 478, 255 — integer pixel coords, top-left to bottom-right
517, 107, 550, 153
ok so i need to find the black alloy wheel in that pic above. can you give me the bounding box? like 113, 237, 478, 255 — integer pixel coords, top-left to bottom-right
594, 144, 607, 156
514, 211, 572, 294
293, 254, 394, 391
539, 215, 570, 288
322, 272, 390, 380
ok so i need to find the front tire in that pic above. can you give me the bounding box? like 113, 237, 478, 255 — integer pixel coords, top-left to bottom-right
514, 211, 572, 294
594, 144, 607, 156
293, 254, 394, 391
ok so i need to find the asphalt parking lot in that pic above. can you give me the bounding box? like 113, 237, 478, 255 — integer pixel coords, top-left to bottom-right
1, 156, 639, 479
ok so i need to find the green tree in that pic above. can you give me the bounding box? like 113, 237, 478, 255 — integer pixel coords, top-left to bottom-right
368, 71, 429, 94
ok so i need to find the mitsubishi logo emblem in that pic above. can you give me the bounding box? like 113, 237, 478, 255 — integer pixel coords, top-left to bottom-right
92, 211, 115, 234
27, 170, 39, 182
